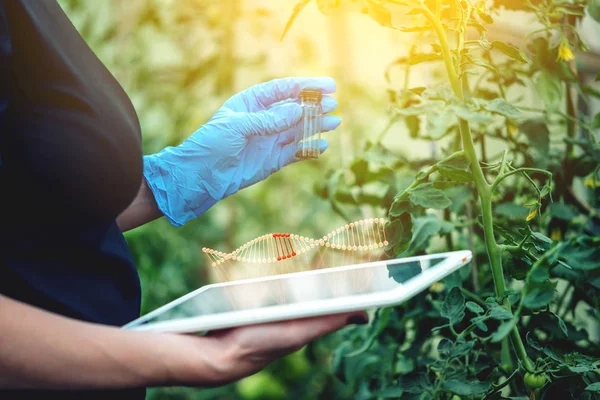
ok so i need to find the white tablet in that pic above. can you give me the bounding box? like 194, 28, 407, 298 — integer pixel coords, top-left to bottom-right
123, 250, 472, 333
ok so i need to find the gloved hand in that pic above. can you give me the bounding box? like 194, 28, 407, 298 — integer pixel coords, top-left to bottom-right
143, 77, 341, 227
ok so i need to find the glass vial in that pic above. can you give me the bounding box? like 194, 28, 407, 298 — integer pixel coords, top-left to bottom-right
295, 89, 323, 160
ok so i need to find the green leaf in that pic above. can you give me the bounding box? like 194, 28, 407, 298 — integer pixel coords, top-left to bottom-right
408, 183, 453, 209
496, 203, 530, 219
425, 109, 455, 139
531, 232, 553, 244
375, 387, 405, 398
408, 53, 443, 65
451, 341, 475, 358
492, 41, 529, 63
587, 0, 600, 23
523, 281, 556, 309
389, 200, 411, 218
491, 318, 517, 342
476, 9, 494, 24
409, 86, 427, 96
535, 71, 562, 111
422, 85, 456, 102
408, 214, 443, 252
345, 308, 391, 357
585, 382, 600, 391
555, 313, 568, 337
466, 301, 484, 314
396, 100, 446, 116
442, 379, 491, 395
385, 213, 413, 256
281, 0, 311, 40
388, 261, 422, 284
484, 98, 521, 118
453, 104, 493, 123
519, 119, 550, 159
366, 0, 392, 27
406, 114, 420, 138
592, 112, 600, 129
490, 306, 513, 320
472, 316, 488, 332
397, 25, 432, 32
437, 152, 471, 171
441, 286, 465, 325
530, 268, 550, 282
549, 203, 579, 221
438, 169, 474, 182
560, 239, 600, 270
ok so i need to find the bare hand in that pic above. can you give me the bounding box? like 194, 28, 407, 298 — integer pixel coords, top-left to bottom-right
173, 311, 368, 386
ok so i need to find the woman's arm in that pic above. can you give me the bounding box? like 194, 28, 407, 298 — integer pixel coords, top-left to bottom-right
0, 294, 367, 389
0, 294, 222, 389
117, 179, 163, 232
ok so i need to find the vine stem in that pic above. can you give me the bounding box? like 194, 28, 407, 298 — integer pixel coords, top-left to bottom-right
421, 3, 535, 372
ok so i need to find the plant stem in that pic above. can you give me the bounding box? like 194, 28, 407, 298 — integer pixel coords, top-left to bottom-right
461, 287, 485, 305
422, 3, 535, 372
491, 168, 553, 193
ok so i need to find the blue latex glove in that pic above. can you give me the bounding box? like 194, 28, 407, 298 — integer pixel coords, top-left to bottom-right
143, 77, 341, 227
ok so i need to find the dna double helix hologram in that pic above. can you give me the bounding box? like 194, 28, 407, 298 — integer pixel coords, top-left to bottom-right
202, 218, 389, 268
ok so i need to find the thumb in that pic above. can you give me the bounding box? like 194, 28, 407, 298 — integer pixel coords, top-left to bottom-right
242, 103, 302, 137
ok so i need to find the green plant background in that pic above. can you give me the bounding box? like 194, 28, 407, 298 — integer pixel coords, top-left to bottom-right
59, 0, 600, 399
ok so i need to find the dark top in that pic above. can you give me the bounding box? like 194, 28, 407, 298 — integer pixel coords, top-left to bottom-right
0, 1, 145, 398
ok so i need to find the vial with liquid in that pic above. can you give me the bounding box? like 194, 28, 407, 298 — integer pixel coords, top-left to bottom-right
295, 89, 323, 160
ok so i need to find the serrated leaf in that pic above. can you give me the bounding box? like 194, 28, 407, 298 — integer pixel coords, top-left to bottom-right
441, 286, 465, 325
408, 183, 453, 209
466, 301, 484, 314
492, 41, 529, 63
484, 98, 521, 118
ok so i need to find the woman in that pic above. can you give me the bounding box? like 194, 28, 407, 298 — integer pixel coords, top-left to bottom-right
0, 1, 368, 398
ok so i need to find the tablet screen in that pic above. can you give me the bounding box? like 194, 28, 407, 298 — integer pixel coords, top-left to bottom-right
133, 255, 449, 326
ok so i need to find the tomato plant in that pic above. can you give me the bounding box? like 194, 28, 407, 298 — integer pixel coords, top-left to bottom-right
285, 0, 600, 398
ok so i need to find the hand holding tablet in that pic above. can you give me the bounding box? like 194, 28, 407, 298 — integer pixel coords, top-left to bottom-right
124, 250, 472, 333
